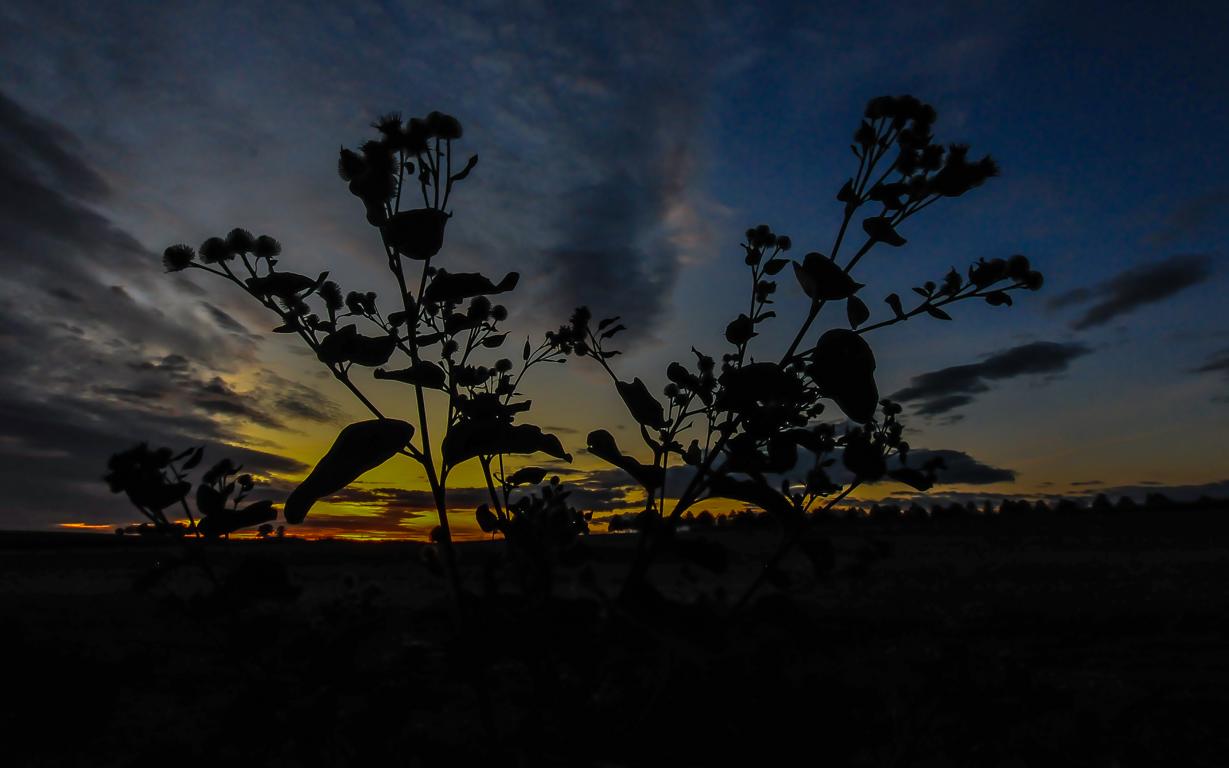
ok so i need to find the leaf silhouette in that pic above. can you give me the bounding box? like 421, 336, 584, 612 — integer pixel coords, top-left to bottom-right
861, 216, 907, 247
382, 208, 449, 260
706, 475, 792, 518
198, 500, 277, 538
348, 334, 398, 366
245, 272, 326, 300
586, 430, 664, 491
316, 325, 396, 366
793, 252, 863, 300
181, 446, 205, 471
715, 362, 801, 412
842, 429, 886, 481
725, 314, 756, 345
374, 361, 447, 390
317, 325, 359, 364
847, 295, 870, 328
196, 484, 225, 517
506, 467, 548, 486
616, 378, 666, 429
423, 270, 519, 304
809, 329, 878, 423
443, 421, 571, 469
888, 467, 933, 491
284, 419, 415, 523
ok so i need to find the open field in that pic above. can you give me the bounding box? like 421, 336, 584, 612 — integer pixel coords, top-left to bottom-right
4, 517, 1229, 767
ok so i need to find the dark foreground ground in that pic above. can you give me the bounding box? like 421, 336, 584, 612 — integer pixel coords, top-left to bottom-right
3, 516, 1229, 767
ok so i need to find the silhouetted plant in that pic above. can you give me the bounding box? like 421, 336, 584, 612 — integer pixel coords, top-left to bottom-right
161, 96, 1043, 615
554, 94, 1044, 602
163, 112, 573, 603
105, 443, 276, 589
105, 443, 275, 539
476, 473, 590, 598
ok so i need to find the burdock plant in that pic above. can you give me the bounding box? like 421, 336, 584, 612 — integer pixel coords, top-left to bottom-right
162, 111, 573, 601
555, 95, 1044, 602
105, 443, 275, 540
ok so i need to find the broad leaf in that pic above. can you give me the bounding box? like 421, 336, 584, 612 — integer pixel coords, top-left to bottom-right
706, 475, 792, 518
423, 270, 519, 303
846, 295, 870, 329
196, 484, 226, 517
842, 430, 886, 481
198, 500, 277, 538
443, 420, 571, 469
809, 329, 878, 423
616, 378, 666, 429
284, 419, 415, 523
888, 468, 933, 491
586, 430, 663, 491
374, 361, 447, 390
245, 272, 322, 300
793, 252, 863, 300
861, 216, 906, 247
381, 208, 448, 260
715, 362, 801, 412
506, 467, 548, 486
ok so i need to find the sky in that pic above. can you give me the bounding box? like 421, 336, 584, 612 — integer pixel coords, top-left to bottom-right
0, 0, 1226, 538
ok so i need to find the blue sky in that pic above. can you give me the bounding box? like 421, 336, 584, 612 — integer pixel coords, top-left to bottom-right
0, 0, 1226, 534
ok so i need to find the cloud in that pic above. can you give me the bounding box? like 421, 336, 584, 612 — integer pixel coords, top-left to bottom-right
1048, 254, 1214, 330
0, 92, 318, 528
1097, 479, 1229, 502
1192, 349, 1229, 378
892, 341, 1091, 416
1148, 190, 1229, 247
902, 449, 1016, 485
1191, 348, 1229, 402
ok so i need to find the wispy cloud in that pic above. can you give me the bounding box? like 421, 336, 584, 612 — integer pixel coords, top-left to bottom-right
892, 341, 1091, 417
1148, 190, 1229, 247
0, 93, 323, 527
1049, 254, 1214, 330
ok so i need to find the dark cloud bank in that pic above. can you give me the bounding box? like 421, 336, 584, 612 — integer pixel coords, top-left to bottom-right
892, 341, 1091, 417
0, 92, 337, 528
1049, 253, 1213, 330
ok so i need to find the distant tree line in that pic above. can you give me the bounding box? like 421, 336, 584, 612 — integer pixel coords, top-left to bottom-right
607, 493, 1229, 532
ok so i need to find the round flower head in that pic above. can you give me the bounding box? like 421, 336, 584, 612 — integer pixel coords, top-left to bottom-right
337, 147, 366, 182
318, 280, 344, 313
255, 235, 282, 258
162, 244, 196, 272
372, 112, 403, 139
199, 236, 233, 264
467, 295, 491, 321
405, 118, 431, 153
226, 228, 256, 254
426, 111, 462, 140
1006, 254, 1031, 280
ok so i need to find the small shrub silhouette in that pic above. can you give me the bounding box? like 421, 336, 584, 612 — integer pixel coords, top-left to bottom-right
105, 443, 276, 588
105, 443, 275, 539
